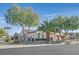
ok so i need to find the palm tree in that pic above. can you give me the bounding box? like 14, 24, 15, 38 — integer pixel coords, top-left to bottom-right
38, 18, 52, 41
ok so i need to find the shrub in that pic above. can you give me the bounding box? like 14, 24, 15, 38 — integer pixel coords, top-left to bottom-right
64, 40, 71, 45
13, 40, 20, 43
5, 38, 9, 42
8, 40, 14, 44
4, 36, 10, 42
4, 36, 14, 44
52, 41, 61, 44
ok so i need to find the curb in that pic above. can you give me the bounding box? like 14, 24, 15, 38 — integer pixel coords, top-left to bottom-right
0, 42, 79, 49
0, 44, 53, 49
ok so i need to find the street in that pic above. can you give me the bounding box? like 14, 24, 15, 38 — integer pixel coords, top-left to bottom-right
0, 43, 79, 55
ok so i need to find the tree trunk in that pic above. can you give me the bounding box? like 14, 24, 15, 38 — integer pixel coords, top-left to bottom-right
61, 30, 69, 41
60, 35, 65, 41
21, 24, 26, 43
46, 31, 50, 42
28, 26, 30, 31
28, 26, 31, 40
56, 35, 59, 41
59, 33, 64, 41
42, 32, 44, 39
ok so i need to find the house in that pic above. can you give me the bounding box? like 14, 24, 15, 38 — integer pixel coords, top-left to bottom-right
19, 29, 62, 41
19, 29, 46, 40
19, 29, 56, 39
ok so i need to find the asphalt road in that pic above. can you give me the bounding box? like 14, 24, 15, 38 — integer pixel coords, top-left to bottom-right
1, 44, 79, 55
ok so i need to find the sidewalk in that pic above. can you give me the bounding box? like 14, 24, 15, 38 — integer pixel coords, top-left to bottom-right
0, 41, 79, 49
0, 44, 53, 49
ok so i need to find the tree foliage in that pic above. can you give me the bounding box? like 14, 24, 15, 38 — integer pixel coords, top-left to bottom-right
5, 4, 39, 28
5, 4, 39, 42
0, 28, 7, 36
38, 16, 79, 41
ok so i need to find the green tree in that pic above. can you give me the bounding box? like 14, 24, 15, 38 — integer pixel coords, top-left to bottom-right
5, 4, 26, 42
52, 16, 65, 33
5, 4, 39, 43
24, 8, 39, 30
51, 16, 65, 40
52, 16, 79, 41
63, 16, 79, 35
0, 28, 7, 37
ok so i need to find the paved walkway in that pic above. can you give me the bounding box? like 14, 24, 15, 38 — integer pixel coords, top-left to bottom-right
0, 41, 79, 49
0, 44, 53, 49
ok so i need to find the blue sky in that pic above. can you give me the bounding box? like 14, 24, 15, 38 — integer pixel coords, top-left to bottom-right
1, 3, 79, 35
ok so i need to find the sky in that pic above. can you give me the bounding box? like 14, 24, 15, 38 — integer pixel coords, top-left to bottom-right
1, 3, 79, 35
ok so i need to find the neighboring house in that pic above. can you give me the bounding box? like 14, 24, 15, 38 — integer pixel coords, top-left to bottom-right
66, 32, 78, 40
19, 29, 68, 41
19, 29, 61, 41
19, 29, 46, 39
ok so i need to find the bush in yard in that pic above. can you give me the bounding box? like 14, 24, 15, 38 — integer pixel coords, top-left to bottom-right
13, 40, 20, 43
64, 35, 71, 44
4, 36, 10, 42
8, 40, 14, 44
4, 36, 14, 44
